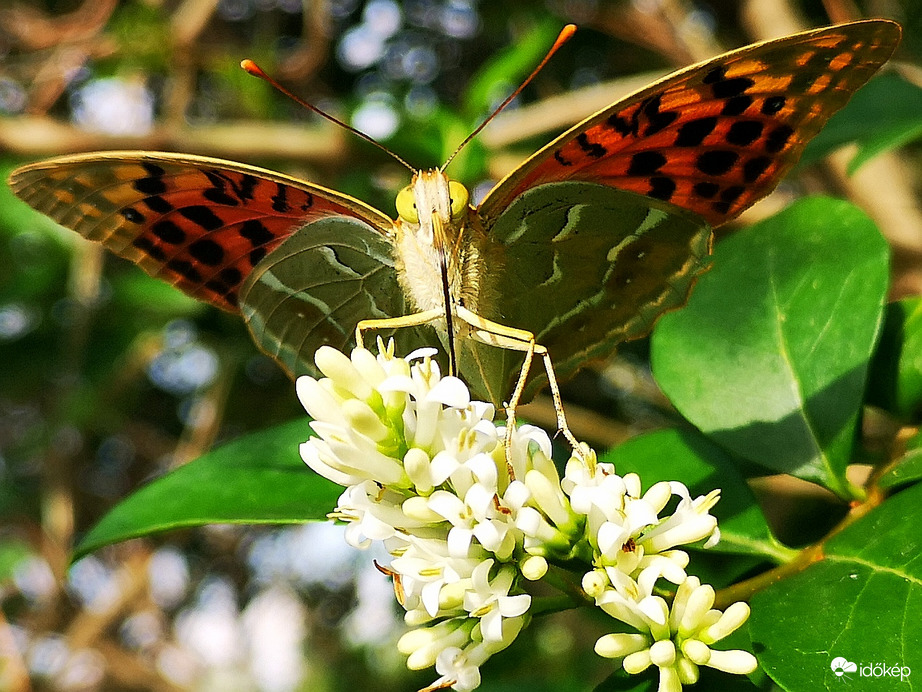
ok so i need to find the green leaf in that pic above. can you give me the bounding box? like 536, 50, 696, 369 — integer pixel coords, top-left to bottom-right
878, 429, 922, 490
749, 483, 922, 690
799, 73, 922, 172
110, 271, 203, 315
0, 537, 33, 582
651, 197, 889, 497
601, 429, 787, 563
74, 420, 341, 559
867, 297, 922, 421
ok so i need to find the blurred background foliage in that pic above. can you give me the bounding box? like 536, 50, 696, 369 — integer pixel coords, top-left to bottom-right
1, 0, 921, 690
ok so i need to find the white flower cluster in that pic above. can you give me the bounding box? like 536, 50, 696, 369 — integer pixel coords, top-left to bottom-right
298, 345, 757, 692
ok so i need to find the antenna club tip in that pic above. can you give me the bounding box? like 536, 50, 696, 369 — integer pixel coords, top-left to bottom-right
240, 59, 264, 77
553, 24, 577, 48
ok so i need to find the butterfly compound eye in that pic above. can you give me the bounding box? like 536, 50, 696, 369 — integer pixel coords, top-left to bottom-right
396, 186, 419, 223
448, 181, 470, 219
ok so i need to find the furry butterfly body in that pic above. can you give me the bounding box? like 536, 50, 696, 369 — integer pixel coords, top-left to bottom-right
9, 20, 901, 405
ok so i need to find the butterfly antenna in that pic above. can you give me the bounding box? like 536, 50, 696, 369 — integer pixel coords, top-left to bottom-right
441, 23, 577, 172
241, 59, 415, 172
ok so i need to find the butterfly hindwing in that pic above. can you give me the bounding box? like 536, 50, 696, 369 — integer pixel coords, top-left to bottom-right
479, 20, 901, 228
239, 216, 432, 378
467, 182, 712, 401
8, 152, 396, 312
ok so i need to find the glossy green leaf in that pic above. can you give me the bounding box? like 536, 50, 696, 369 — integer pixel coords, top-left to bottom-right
651, 198, 889, 497
74, 420, 341, 560
879, 429, 922, 489
799, 73, 922, 172
601, 429, 786, 563
867, 297, 922, 421
749, 483, 922, 690
110, 271, 203, 315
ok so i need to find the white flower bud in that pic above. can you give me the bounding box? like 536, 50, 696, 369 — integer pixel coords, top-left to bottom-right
623, 649, 653, 674
702, 649, 758, 674
679, 583, 715, 635
680, 638, 711, 664
649, 639, 676, 667
521, 555, 548, 581
314, 345, 372, 399
658, 664, 683, 692
582, 569, 608, 598
524, 469, 571, 527
403, 447, 433, 493
402, 496, 443, 523
594, 632, 649, 658
642, 481, 672, 513
341, 399, 388, 441
297, 375, 344, 424
676, 654, 699, 684
700, 601, 750, 643
623, 473, 642, 499
638, 595, 669, 627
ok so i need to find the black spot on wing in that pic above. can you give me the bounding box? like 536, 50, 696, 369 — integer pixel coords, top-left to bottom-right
761, 96, 786, 115
641, 94, 679, 135
648, 176, 676, 201
219, 267, 243, 286
152, 220, 186, 244
272, 184, 291, 213
711, 76, 755, 99
121, 208, 145, 224
765, 125, 794, 153
675, 117, 717, 147
179, 205, 224, 232
239, 219, 275, 246
132, 236, 167, 261
725, 121, 764, 146
204, 187, 239, 206
627, 151, 667, 176
188, 238, 225, 266
743, 156, 772, 182
166, 258, 202, 283
696, 150, 739, 176
143, 195, 173, 214
606, 113, 634, 137
693, 182, 719, 199
250, 247, 268, 266
576, 133, 607, 159
238, 174, 258, 202
721, 95, 753, 116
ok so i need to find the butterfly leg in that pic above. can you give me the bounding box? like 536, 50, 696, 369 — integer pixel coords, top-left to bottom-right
454, 306, 581, 461
355, 309, 444, 350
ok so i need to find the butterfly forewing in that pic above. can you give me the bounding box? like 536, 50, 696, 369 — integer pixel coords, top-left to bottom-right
480, 20, 901, 228
8, 152, 395, 311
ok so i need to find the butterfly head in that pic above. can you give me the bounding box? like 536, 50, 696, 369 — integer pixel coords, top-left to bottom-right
396, 170, 469, 252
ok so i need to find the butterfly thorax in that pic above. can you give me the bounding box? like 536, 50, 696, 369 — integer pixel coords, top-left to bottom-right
393, 170, 491, 325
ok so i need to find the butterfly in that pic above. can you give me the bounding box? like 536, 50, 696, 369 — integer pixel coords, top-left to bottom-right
8, 20, 901, 411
